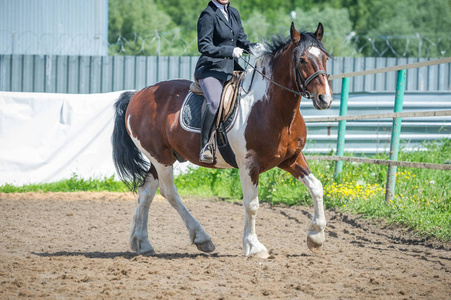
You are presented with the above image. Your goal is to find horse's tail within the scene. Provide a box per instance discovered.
[112,91,150,192]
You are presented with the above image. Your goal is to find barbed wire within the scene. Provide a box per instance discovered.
[1,30,450,58]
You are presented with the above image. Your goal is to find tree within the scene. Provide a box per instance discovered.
[359,0,451,57]
[242,12,271,42]
[107,0,451,57]
[108,0,174,55]
[259,7,354,56]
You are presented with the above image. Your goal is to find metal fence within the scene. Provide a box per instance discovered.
[1,54,451,94]
[303,57,451,202]
[301,92,451,154]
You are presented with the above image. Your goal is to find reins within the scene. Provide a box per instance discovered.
[239,47,329,99]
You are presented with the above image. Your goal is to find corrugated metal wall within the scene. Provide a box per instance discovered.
[1,55,450,93]
[329,57,451,93]
[0,0,107,56]
[301,93,451,154]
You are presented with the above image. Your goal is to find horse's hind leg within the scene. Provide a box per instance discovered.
[156,164,215,253]
[130,166,159,255]
[279,153,327,253]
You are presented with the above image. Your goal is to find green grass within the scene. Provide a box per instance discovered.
[0,174,129,193]
[1,140,450,241]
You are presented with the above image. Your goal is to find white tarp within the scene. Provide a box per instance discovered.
[0,91,124,186]
[0,91,191,186]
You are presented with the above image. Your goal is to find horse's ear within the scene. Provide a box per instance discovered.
[290,22,301,44]
[314,22,324,41]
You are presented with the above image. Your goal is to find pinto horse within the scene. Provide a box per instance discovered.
[112,23,333,258]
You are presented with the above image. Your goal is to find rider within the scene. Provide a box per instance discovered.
[194,0,256,164]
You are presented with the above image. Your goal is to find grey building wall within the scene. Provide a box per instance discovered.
[0,0,108,56]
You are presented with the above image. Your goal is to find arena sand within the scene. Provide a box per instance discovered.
[1,192,450,299]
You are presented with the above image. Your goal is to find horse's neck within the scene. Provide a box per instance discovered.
[244,52,301,124]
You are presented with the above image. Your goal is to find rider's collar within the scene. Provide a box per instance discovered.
[212,1,229,12]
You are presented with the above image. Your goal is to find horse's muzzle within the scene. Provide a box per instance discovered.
[313,93,333,110]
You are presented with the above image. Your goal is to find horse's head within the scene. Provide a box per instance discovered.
[290,23,333,110]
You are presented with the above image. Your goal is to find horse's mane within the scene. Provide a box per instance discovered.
[253,31,331,63]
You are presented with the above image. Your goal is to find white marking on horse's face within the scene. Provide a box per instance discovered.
[308,47,321,57]
[324,74,332,98]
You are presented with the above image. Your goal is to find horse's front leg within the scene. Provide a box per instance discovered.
[240,168,269,258]
[279,153,327,253]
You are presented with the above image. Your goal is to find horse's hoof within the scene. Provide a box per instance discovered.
[195,240,216,253]
[307,236,323,254]
[251,250,270,259]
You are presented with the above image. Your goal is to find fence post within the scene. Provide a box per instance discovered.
[334,77,350,178]
[385,69,406,203]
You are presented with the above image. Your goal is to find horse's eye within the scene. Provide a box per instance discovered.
[299,57,306,64]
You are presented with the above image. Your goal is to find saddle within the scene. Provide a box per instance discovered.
[189,71,244,125]
[178,71,244,167]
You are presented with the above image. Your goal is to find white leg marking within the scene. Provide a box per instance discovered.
[300,174,327,249]
[156,164,215,253]
[240,168,269,258]
[130,173,158,254]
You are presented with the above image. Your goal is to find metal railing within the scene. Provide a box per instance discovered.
[304,56,451,202]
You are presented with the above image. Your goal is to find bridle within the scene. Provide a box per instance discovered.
[291,46,329,99]
[240,46,329,99]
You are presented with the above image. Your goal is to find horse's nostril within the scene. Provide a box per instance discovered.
[316,94,332,110]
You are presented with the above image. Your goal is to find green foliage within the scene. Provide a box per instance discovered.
[352,0,451,57]
[291,7,355,56]
[241,12,272,42]
[174,168,243,199]
[0,174,129,193]
[107,0,451,57]
[108,0,173,55]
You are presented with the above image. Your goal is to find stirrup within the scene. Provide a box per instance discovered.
[199,144,214,164]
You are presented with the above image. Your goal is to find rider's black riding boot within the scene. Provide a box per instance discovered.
[199,105,216,164]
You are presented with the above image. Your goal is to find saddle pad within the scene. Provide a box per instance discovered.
[180,92,239,133]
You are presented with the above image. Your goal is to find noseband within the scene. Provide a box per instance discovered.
[292,46,329,99]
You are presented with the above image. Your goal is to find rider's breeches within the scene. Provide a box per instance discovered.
[198,77,225,115]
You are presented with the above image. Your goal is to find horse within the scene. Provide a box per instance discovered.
[112,23,333,258]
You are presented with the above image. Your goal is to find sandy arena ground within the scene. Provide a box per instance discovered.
[0,192,450,299]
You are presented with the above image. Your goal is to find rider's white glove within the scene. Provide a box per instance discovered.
[232,47,244,58]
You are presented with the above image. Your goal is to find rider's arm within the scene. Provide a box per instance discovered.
[197,11,234,59]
